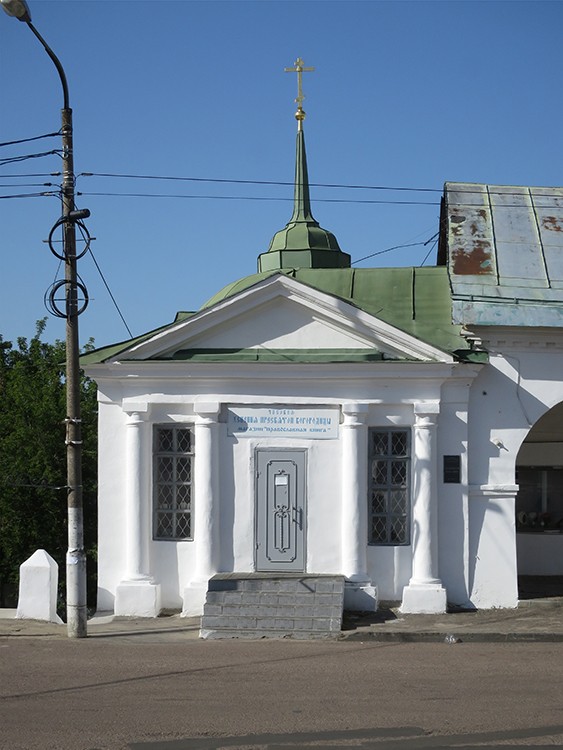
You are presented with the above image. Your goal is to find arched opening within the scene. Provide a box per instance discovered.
[516,402,563,600]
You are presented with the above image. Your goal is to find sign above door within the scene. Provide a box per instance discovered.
[227,406,339,439]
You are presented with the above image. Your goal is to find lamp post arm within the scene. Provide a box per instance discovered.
[26,20,69,109]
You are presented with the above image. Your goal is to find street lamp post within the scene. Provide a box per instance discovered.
[2,0,88,638]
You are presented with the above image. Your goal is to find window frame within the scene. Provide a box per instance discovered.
[367,427,411,546]
[153,424,195,541]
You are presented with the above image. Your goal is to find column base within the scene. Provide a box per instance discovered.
[344,579,378,612]
[182,579,209,617]
[400,582,446,614]
[114,579,161,618]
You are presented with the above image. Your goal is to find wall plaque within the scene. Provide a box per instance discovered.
[227,406,340,439]
[443,455,461,484]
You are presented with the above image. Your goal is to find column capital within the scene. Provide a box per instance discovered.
[194,401,221,423]
[414,402,440,429]
[125,410,147,426]
[342,402,369,427]
[413,401,440,417]
[123,400,148,417]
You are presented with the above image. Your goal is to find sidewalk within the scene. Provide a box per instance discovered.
[2,597,563,642]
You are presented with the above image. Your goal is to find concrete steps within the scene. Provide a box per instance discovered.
[200,573,345,640]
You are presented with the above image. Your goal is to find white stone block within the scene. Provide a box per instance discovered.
[182,580,208,617]
[17,549,63,623]
[114,580,161,617]
[344,580,378,611]
[400,583,447,614]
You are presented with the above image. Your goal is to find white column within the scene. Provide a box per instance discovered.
[115,407,161,617]
[182,401,220,616]
[341,403,377,611]
[125,411,149,580]
[401,402,446,613]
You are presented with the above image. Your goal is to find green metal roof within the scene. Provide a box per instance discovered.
[203,266,478,360]
[257,129,350,272]
[81,266,483,365]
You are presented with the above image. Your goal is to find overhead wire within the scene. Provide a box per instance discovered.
[0,182,57,188]
[3,170,562,206]
[0,172,61,178]
[0,150,62,166]
[353,241,431,265]
[1,169,563,202]
[420,237,440,267]
[68,199,133,338]
[0,132,60,148]
[80,171,443,194]
[0,191,58,199]
[76,190,440,206]
[88,246,133,338]
[77,172,563,201]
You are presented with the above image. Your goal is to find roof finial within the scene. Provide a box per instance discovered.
[284,57,315,130]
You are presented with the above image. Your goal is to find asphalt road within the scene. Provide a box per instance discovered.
[1,638,563,749]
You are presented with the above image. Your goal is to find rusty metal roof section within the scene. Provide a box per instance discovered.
[439,182,563,327]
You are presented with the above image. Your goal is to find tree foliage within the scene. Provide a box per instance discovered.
[0,320,97,608]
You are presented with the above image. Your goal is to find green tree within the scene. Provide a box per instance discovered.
[0,320,97,610]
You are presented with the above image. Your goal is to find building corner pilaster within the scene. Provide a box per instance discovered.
[182,401,221,617]
[341,403,377,611]
[401,402,446,614]
[115,405,161,617]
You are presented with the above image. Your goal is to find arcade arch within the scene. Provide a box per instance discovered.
[516,401,563,594]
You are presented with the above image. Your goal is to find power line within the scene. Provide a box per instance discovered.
[353,240,432,265]
[0,182,57,188]
[420,237,439,267]
[3,169,563,203]
[79,171,442,194]
[74,190,563,210]
[0,150,61,166]
[0,172,60,178]
[0,132,60,148]
[77,190,440,206]
[88,246,133,338]
[3,185,561,211]
[0,191,58,199]
[77,172,563,201]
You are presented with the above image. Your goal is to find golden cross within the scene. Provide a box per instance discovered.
[284,57,315,127]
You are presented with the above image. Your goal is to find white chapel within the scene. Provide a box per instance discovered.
[83,60,563,635]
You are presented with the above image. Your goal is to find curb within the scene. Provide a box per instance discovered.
[341,630,563,643]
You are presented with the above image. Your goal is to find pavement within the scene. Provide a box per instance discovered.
[3,595,563,642]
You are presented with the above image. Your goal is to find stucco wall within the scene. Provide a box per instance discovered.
[94,365,453,612]
[93,333,563,614]
[464,333,563,607]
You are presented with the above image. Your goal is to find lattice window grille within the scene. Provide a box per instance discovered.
[368,428,410,545]
[153,426,194,540]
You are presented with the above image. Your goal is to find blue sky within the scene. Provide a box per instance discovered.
[1,0,563,347]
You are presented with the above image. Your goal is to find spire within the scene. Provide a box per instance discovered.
[290,128,314,223]
[257,58,351,273]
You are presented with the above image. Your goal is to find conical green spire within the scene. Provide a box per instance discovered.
[257,60,351,273]
[290,128,315,223]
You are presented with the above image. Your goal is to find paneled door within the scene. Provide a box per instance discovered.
[255,450,306,572]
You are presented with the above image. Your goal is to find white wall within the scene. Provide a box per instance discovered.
[464,330,563,606]
[93,332,563,614]
[93,363,455,612]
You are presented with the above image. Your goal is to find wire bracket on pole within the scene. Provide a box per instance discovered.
[48,211,91,260]
[65,416,83,446]
[45,278,89,318]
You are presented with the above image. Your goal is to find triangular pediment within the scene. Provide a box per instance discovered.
[106,275,453,364]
